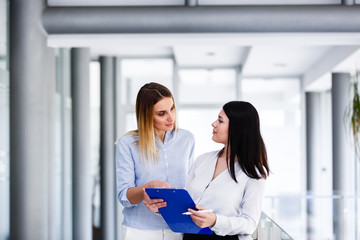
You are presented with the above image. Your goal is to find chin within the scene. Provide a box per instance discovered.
[212,137,223,144]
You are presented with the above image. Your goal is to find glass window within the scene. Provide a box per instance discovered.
[55,48,73,239]
[242,78,302,195]
[120,59,174,105]
[125,112,137,132]
[0,0,8,239]
[177,69,236,104]
[0,0,6,71]
[177,109,222,158]
[241,78,303,238]
[89,61,101,231]
[0,68,9,240]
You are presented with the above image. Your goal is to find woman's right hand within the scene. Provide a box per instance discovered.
[143,180,172,213]
[145,180,172,188]
[143,189,167,213]
[127,180,172,205]
[188,206,217,228]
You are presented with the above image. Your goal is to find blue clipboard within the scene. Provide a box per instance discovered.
[145,188,213,235]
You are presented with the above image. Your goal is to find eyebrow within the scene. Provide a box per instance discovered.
[155,105,174,113]
[156,110,166,113]
[218,115,223,119]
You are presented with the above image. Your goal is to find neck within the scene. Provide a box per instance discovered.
[221,145,229,157]
[221,146,236,163]
[155,130,166,142]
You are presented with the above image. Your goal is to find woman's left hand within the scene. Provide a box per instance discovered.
[188,206,217,228]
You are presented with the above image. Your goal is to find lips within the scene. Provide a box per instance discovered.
[166,123,173,127]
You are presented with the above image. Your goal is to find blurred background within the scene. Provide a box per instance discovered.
[2,0,360,239]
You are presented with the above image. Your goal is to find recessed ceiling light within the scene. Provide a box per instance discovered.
[206,52,215,56]
[273,63,287,67]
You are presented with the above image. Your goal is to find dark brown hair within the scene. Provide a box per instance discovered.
[221,101,270,182]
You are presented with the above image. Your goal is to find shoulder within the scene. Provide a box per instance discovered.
[115,132,138,147]
[195,150,219,164]
[245,175,267,189]
[172,129,195,143]
[174,128,194,139]
[198,150,219,159]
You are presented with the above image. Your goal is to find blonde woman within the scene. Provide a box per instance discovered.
[116,82,195,240]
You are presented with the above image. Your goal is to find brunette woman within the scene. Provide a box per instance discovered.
[183,101,269,239]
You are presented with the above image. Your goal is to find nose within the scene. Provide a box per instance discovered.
[168,112,174,122]
[211,121,216,127]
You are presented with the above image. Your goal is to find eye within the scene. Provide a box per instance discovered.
[218,119,223,123]
[158,112,165,116]
[170,106,175,111]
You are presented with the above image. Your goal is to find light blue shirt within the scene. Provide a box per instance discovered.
[116,129,195,230]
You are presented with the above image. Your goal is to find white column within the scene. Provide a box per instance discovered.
[100,56,117,240]
[71,48,92,240]
[9,0,55,239]
[332,72,353,239]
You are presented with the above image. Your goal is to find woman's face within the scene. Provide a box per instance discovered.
[211,109,229,145]
[153,97,176,136]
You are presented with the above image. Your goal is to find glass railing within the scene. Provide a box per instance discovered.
[232,211,293,240]
[252,212,293,240]
[262,195,360,240]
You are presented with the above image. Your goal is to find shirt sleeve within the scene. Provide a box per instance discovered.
[115,137,138,208]
[185,151,203,190]
[187,133,195,175]
[211,178,266,236]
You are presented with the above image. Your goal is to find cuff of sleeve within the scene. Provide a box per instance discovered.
[120,188,139,208]
[210,214,226,236]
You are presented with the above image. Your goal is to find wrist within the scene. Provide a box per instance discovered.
[210,213,217,227]
[144,182,151,189]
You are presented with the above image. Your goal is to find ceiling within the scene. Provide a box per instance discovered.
[47,0,354,6]
[48,33,360,90]
[46,0,360,91]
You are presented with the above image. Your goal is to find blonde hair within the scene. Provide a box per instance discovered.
[131,82,177,163]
